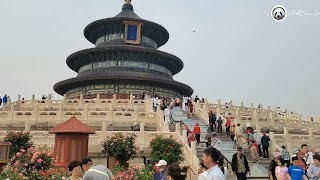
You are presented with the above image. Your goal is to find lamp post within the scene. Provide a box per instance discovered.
[0,142,12,170]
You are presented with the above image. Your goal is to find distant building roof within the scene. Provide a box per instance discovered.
[49,115,95,134]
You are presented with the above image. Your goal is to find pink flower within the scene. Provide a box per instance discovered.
[16,152,22,157]
[14,160,20,166]
[20,149,26,153]
[37,158,43,163]
[24,163,28,167]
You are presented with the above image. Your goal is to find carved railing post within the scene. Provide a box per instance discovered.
[182,130,187,144]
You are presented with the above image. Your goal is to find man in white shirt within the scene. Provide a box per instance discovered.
[198,147,225,180]
[211,133,222,151]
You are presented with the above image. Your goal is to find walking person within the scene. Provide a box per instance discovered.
[236,123,244,147]
[254,130,263,158]
[0,96,2,107]
[209,111,216,132]
[198,147,225,180]
[269,152,281,180]
[166,163,189,180]
[281,146,291,168]
[261,132,270,159]
[287,156,308,180]
[225,116,231,136]
[217,117,223,135]
[193,122,201,145]
[230,124,236,141]
[2,94,7,106]
[275,157,289,180]
[211,133,222,151]
[307,154,320,180]
[231,147,251,180]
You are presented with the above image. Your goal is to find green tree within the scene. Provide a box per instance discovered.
[149,135,183,164]
[3,131,33,158]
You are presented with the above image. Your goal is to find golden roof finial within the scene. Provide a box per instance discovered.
[125,0,131,4]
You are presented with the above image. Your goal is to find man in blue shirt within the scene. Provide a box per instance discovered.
[287,156,308,180]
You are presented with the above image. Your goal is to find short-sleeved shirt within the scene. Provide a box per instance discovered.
[83,165,113,180]
[275,166,288,180]
[288,165,305,180]
[198,165,225,180]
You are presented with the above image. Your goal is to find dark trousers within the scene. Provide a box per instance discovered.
[231,134,235,141]
[195,134,200,145]
[284,160,290,167]
[218,126,222,133]
[262,146,269,158]
[257,145,263,157]
[236,173,247,180]
[209,123,214,132]
[226,126,230,135]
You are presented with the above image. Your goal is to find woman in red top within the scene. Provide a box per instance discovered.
[193,122,201,145]
[225,117,231,136]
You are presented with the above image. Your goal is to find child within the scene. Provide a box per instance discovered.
[287,156,308,180]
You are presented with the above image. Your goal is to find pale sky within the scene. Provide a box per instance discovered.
[0,0,319,119]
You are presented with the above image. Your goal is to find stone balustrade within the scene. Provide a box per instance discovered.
[193,100,320,155]
[195,100,320,132]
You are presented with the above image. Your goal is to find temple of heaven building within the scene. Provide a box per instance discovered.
[54,0,193,98]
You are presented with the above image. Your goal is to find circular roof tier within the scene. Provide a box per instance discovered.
[66,45,184,75]
[53,71,193,96]
[84,2,169,47]
[77,66,173,80]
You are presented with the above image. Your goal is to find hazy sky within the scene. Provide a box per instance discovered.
[0,0,319,119]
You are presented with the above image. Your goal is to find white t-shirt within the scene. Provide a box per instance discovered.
[164,108,171,117]
[211,138,222,151]
[198,165,226,180]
